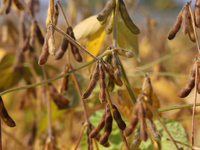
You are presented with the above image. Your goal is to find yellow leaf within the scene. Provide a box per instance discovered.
[73,15,106,40]
[85,28,105,62]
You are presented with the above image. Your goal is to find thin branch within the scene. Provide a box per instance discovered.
[116,55,137,104]
[167,138,200,150]
[74,122,88,150]
[156,103,200,112]
[70,67,90,126]
[21,0,34,20]
[113,0,119,47]
[52,24,98,60]
[56,1,70,27]
[189,5,200,53]
[42,67,52,139]
[145,101,180,150]
[0,51,110,96]
[191,61,198,146]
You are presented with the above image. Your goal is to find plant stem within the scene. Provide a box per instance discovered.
[116,55,137,104]
[42,67,52,139]
[0,51,110,96]
[145,101,180,150]
[189,5,200,53]
[74,122,88,150]
[21,0,34,20]
[52,25,98,60]
[70,67,90,126]
[113,0,119,47]
[49,0,54,24]
[56,1,70,27]
[156,103,200,112]
[0,119,2,150]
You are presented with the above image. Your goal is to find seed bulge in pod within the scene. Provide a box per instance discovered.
[90,109,106,138]
[112,104,126,130]
[146,118,161,142]
[114,47,134,58]
[131,130,141,150]
[124,115,138,136]
[99,106,113,145]
[99,60,107,103]
[181,3,190,35]
[97,0,116,22]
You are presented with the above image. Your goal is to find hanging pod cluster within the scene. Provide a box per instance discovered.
[168,2,198,42]
[124,76,161,150]
[89,104,126,146]
[97,0,140,35]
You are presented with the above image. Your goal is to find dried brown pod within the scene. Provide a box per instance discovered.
[0,96,16,127]
[146,118,161,142]
[53,3,59,26]
[109,73,123,86]
[69,27,82,62]
[22,37,30,52]
[54,27,70,60]
[82,62,100,99]
[112,104,126,130]
[95,134,110,147]
[90,109,106,138]
[99,106,113,145]
[108,77,115,92]
[124,100,140,136]
[29,20,37,46]
[168,8,183,40]
[5,0,12,14]
[87,128,93,150]
[99,60,107,103]
[113,47,134,58]
[142,76,153,105]
[36,23,45,45]
[194,0,200,27]
[97,0,116,22]
[138,100,147,141]
[38,29,51,65]
[182,3,190,35]
[112,52,120,69]
[27,121,37,146]
[150,137,161,150]
[13,50,25,71]
[59,64,70,94]
[13,0,24,10]
[178,63,196,98]
[102,61,114,76]
[119,0,140,35]
[48,83,70,109]
[188,16,196,42]
[130,129,141,150]
[48,26,56,56]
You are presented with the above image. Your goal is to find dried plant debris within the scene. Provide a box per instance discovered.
[54,26,82,62]
[0,96,16,127]
[168,2,196,42]
[48,83,70,109]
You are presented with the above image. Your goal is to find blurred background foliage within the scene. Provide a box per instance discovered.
[0,0,200,149]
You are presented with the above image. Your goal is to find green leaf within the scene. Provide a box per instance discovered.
[117,19,140,61]
[81,109,129,150]
[138,118,189,150]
